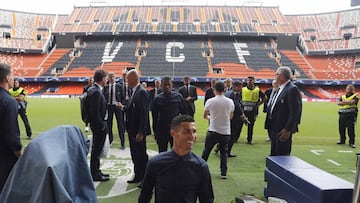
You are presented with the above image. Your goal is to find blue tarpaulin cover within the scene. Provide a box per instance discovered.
[0,125,98,203]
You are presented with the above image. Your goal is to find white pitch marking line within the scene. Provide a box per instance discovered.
[328,159,341,166]
[310,149,324,155]
[338,150,353,153]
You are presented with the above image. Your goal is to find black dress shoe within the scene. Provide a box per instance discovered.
[92,175,110,182]
[101,172,110,177]
[337,142,345,145]
[228,154,237,158]
[127,178,141,184]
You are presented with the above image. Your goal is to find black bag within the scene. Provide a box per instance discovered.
[79,87,93,123]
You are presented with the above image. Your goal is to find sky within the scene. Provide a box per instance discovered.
[0,0,357,15]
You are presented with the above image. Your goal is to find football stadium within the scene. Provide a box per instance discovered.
[1,0,360,202]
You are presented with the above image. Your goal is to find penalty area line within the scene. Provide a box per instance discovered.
[327,159,341,166]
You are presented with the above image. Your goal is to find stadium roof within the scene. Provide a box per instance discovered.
[0,0,357,15]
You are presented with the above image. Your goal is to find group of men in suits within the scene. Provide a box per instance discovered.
[86,66,302,183]
[203,66,302,156]
[86,69,150,182]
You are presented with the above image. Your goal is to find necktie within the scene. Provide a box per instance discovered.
[124,83,129,100]
[110,85,114,105]
[155,88,158,96]
[187,86,190,97]
[269,88,280,112]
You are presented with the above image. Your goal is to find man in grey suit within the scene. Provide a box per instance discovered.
[178,76,198,117]
[265,66,302,156]
[125,70,151,184]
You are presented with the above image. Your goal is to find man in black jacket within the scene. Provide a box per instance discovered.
[178,76,197,117]
[0,63,22,192]
[126,69,151,184]
[87,69,109,181]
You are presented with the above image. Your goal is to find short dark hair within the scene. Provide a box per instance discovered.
[214,81,225,93]
[93,69,108,83]
[0,63,12,83]
[171,115,195,130]
[233,80,242,87]
[162,76,172,83]
[183,75,190,80]
[247,75,255,80]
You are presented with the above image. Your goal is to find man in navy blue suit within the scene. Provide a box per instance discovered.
[87,69,109,181]
[125,70,151,184]
[103,72,125,148]
[265,66,302,156]
[0,63,22,192]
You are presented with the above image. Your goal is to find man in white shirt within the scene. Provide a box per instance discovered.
[201,82,234,179]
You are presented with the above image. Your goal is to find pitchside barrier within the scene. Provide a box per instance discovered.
[264,156,353,203]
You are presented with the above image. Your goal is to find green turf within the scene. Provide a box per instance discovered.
[19,98,358,202]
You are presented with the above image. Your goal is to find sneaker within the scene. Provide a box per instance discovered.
[120,146,126,150]
[247,141,254,145]
[85,127,89,132]
[220,174,227,179]
[266,138,271,142]
[350,144,356,148]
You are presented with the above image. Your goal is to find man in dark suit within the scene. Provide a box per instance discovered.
[204,78,216,105]
[178,75,197,117]
[148,79,162,111]
[224,78,233,93]
[103,72,125,148]
[125,69,151,184]
[265,66,302,156]
[263,80,279,142]
[0,63,22,192]
[225,80,246,157]
[87,69,109,182]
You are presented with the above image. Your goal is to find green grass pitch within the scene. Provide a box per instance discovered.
[18,98,357,202]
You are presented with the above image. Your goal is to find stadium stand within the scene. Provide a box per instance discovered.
[0,9,55,52]
[0,5,359,97]
[286,8,360,53]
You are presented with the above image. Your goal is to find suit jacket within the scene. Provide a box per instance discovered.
[265,81,302,133]
[126,85,151,136]
[103,83,124,105]
[148,88,162,111]
[263,88,273,113]
[0,88,21,160]
[152,91,187,135]
[87,84,107,133]
[178,85,198,114]
[204,87,215,105]
[225,90,244,123]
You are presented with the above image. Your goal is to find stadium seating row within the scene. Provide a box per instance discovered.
[286,9,360,51]
[2,35,360,80]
